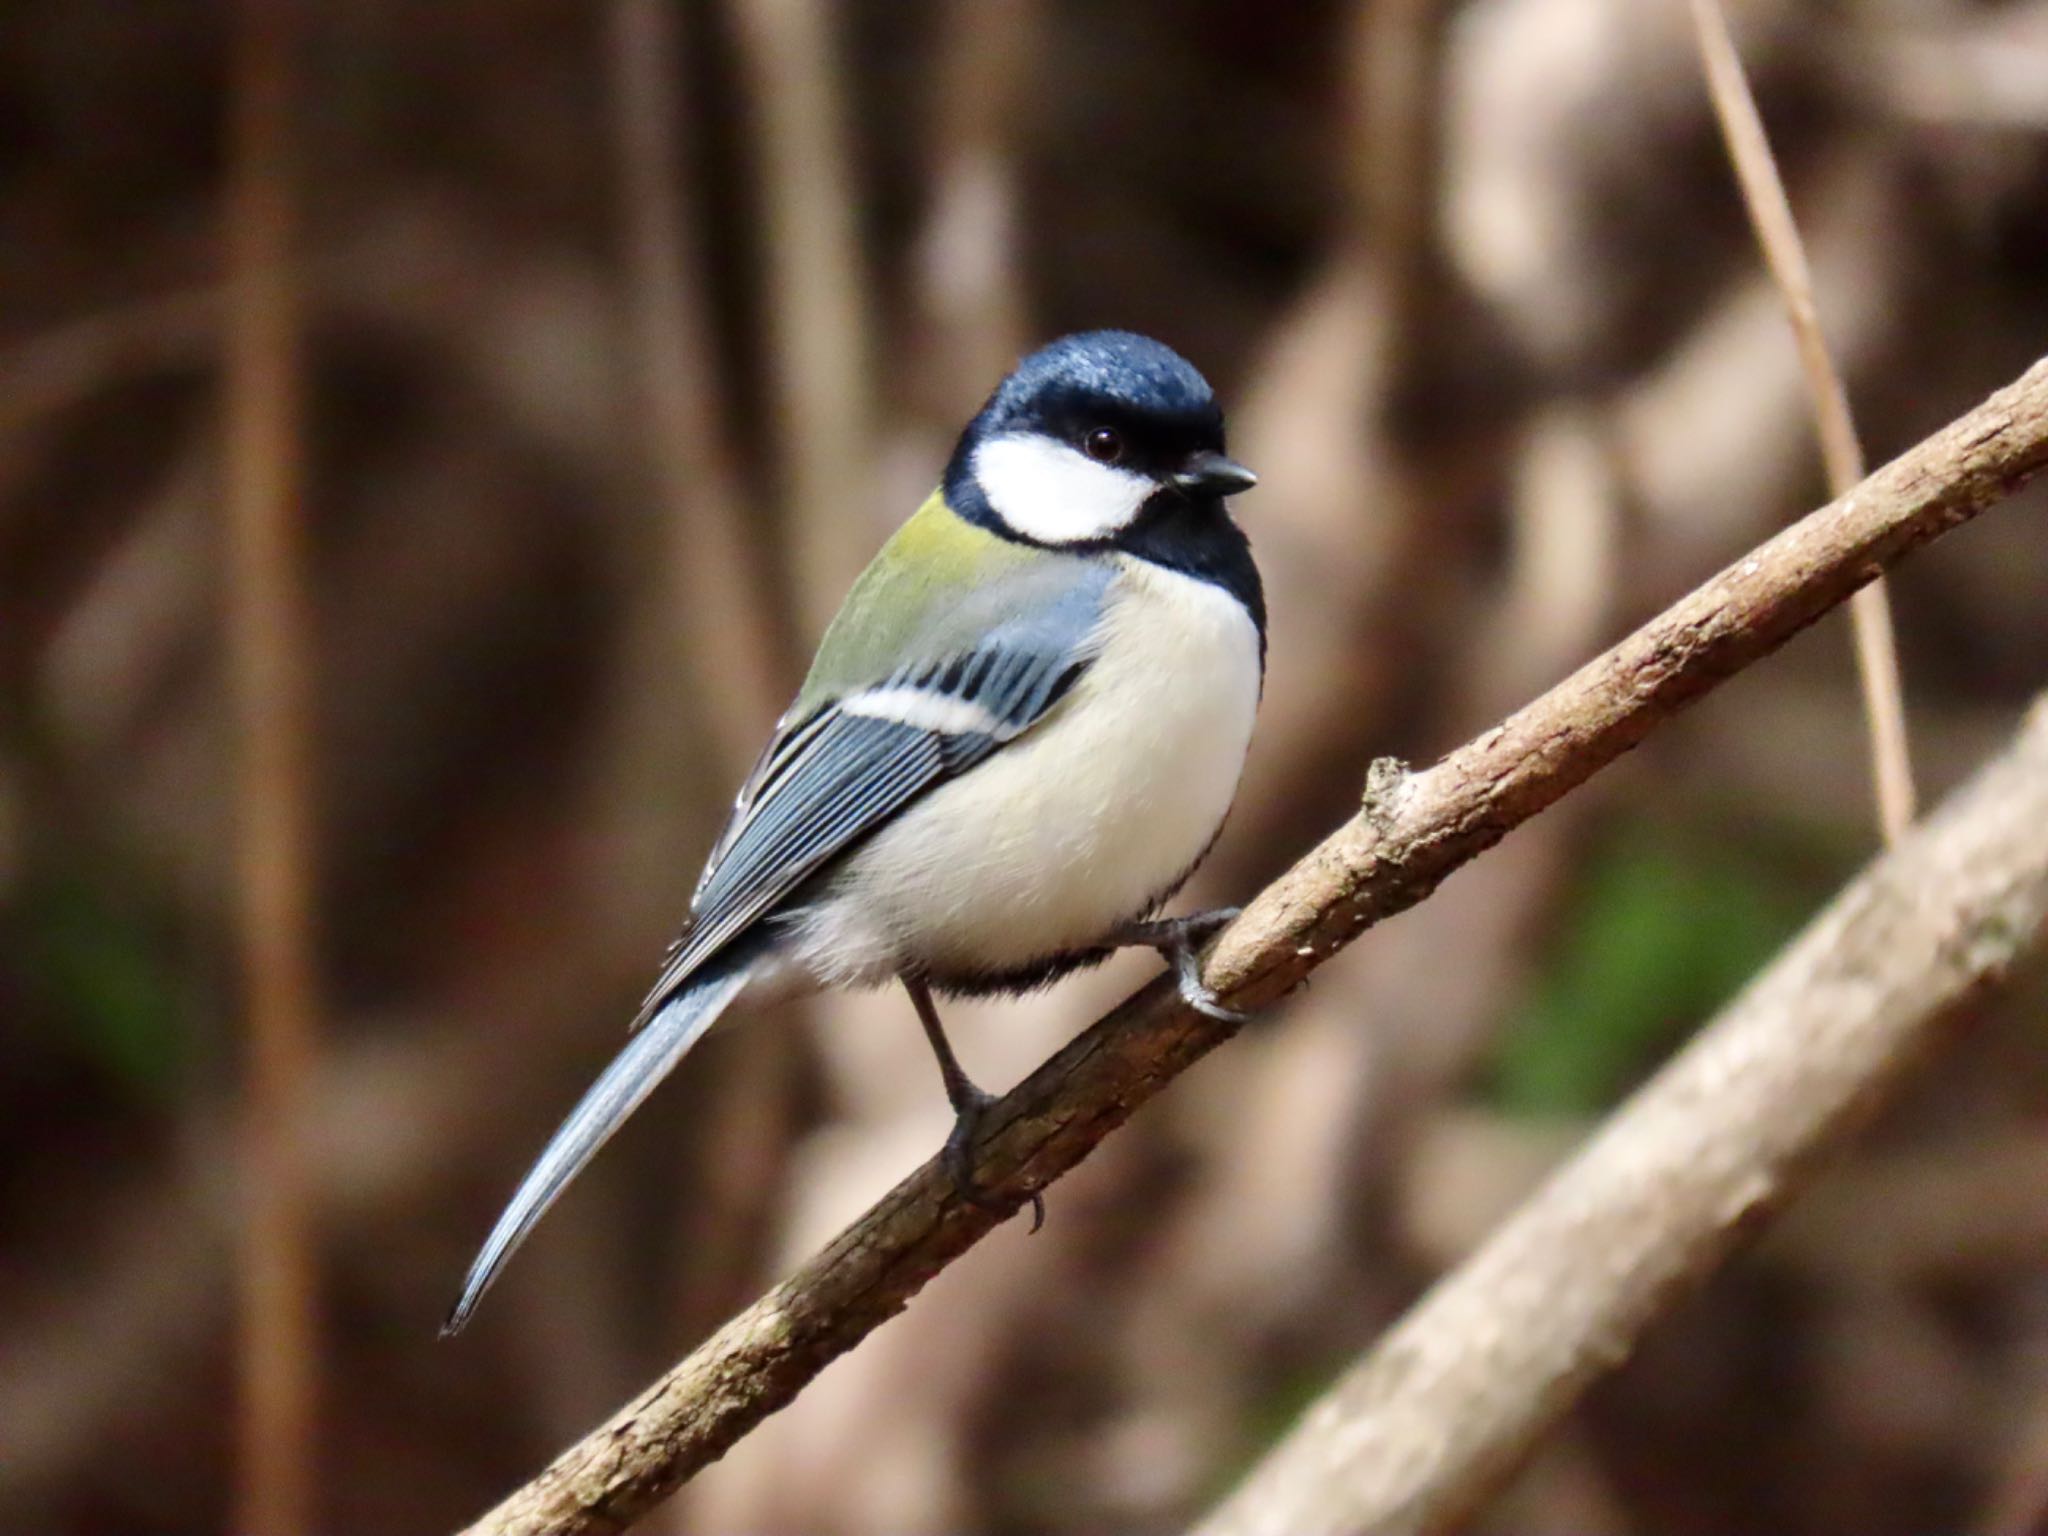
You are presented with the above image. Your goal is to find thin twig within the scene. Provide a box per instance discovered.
[223,0,319,1529]
[1197,691,2048,1536]
[1353,0,1447,382]
[909,0,1036,411]
[1689,0,1917,841]
[608,0,790,779]
[454,355,2048,1536]
[728,0,877,636]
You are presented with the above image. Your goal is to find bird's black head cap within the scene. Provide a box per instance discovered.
[942,331,1263,635]
[973,330,1222,440]
[944,331,1241,517]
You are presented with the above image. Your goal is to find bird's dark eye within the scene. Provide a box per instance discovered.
[1083,426,1125,464]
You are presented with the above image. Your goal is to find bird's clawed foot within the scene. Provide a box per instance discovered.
[1112,906,1250,1023]
[941,1084,1046,1233]
[906,976,1045,1231]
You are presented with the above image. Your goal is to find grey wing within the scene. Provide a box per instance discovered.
[629,587,1107,1026]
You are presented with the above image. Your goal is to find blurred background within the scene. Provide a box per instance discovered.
[5,1,2048,1532]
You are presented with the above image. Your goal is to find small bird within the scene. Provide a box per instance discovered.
[444,330,1263,1334]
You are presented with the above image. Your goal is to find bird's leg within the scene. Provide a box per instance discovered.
[902,975,1045,1231]
[1106,906,1249,1023]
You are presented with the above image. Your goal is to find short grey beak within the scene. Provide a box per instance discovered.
[1170,450,1259,499]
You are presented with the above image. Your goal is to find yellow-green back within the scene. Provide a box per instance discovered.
[794,490,1080,712]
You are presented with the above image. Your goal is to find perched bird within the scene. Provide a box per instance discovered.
[444,330,1263,1334]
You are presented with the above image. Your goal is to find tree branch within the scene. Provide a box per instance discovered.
[1195,690,2048,1536]
[456,354,2048,1536]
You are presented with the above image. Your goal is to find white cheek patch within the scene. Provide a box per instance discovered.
[971,432,1155,544]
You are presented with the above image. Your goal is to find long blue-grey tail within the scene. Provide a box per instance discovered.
[440,958,755,1335]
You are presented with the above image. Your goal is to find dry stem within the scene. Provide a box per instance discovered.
[728,0,877,634]
[1689,0,1917,840]
[223,1,319,1528]
[608,0,791,776]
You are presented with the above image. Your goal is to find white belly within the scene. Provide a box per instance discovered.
[786,557,1262,987]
